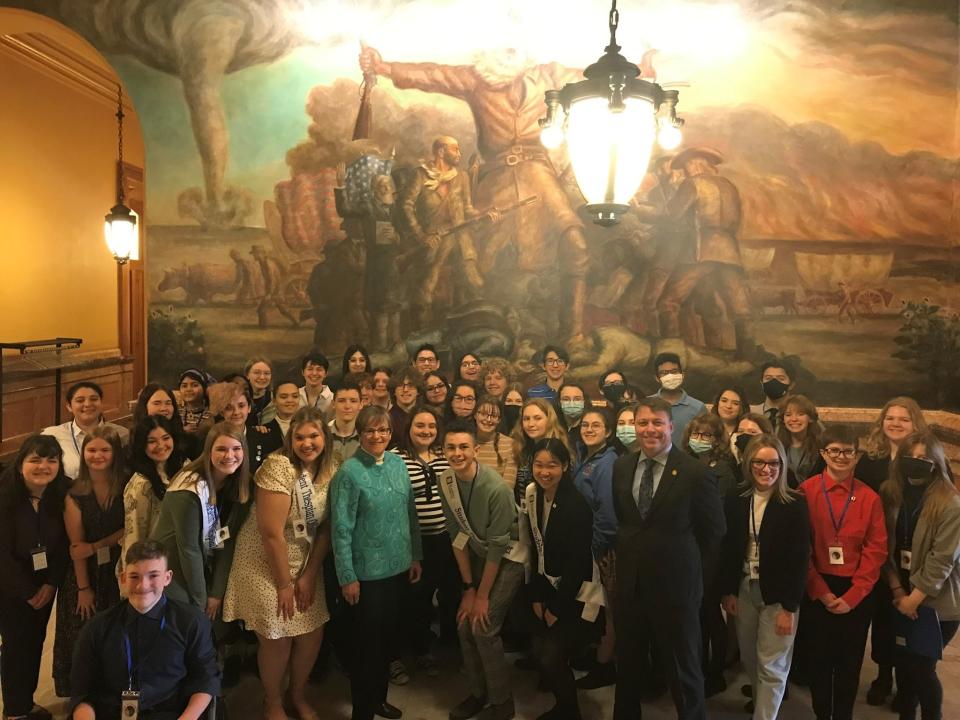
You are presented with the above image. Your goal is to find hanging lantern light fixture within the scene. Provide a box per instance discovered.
[104,85,137,264]
[540,0,684,226]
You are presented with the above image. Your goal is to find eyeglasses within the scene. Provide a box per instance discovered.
[425,382,446,392]
[477,411,500,421]
[453,395,477,404]
[750,460,782,470]
[362,428,392,437]
[544,358,567,367]
[690,431,715,441]
[397,382,416,390]
[416,356,438,365]
[822,447,858,459]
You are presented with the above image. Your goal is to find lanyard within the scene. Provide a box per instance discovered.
[460,464,479,516]
[30,495,45,548]
[820,474,854,539]
[71,421,83,459]
[899,497,925,548]
[749,495,761,546]
[123,600,167,690]
[415,456,438,502]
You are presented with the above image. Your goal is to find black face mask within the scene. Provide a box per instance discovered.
[601,382,625,404]
[735,432,753,453]
[503,405,521,431]
[898,456,935,482]
[762,378,790,400]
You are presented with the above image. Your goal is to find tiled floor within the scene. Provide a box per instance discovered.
[26,605,960,720]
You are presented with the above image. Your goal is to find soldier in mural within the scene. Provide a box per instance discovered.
[336,170,404,350]
[359,47,591,341]
[398,136,497,327]
[657,148,756,358]
[250,244,298,329]
[228,248,257,304]
[629,154,684,335]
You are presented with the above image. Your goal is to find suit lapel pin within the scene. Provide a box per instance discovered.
[672,469,678,476]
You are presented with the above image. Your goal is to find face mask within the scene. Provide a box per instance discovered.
[616,425,637,447]
[688,438,713,455]
[734,432,752,453]
[659,372,684,391]
[762,378,790,400]
[898,456,935,482]
[503,405,520,430]
[601,382,625,404]
[560,400,585,420]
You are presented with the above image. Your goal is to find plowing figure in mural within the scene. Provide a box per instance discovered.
[250,245,299,329]
[359,47,591,341]
[657,148,757,358]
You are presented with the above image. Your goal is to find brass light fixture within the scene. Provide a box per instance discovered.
[103,85,137,264]
[540,0,684,226]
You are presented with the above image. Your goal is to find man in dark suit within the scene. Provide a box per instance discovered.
[612,397,725,720]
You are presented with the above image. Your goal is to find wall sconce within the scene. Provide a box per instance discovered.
[104,85,137,264]
[540,0,683,226]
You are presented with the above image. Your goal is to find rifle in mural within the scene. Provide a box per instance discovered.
[353,42,376,140]
[397,194,541,270]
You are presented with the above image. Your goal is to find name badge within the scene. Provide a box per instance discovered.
[453,532,470,551]
[900,550,912,570]
[749,561,760,580]
[216,526,231,544]
[121,689,140,720]
[31,547,48,571]
[96,545,112,566]
[828,545,845,566]
[293,520,310,540]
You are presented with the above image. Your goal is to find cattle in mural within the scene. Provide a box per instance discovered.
[13,0,958,408]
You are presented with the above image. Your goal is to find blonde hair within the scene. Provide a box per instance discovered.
[512,398,570,464]
[75,425,126,509]
[862,397,927,459]
[181,422,251,505]
[740,433,797,503]
[282,407,335,486]
[881,431,958,527]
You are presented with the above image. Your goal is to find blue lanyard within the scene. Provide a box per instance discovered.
[899,497,925,547]
[123,600,167,690]
[820,474,854,539]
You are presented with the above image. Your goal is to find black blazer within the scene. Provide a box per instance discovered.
[526,478,595,623]
[718,491,810,612]
[612,446,726,608]
[247,422,284,475]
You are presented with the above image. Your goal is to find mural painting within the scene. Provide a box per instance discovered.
[13,0,960,408]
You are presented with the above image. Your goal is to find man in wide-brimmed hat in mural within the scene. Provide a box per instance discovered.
[657,147,756,358]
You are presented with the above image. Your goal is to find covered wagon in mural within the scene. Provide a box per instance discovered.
[794,250,895,316]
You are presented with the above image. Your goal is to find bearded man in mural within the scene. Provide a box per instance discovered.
[360,46,590,341]
[657,147,757,358]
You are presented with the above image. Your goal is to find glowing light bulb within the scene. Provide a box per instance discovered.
[541,122,564,149]
[658,121,683,150]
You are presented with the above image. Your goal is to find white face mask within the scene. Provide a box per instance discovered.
[659,372,684,391]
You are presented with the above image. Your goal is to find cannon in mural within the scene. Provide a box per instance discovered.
[794,250,895,318]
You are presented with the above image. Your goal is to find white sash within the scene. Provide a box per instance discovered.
[524,482,604,622]
[292,470,319,542]
[440,467,528,565]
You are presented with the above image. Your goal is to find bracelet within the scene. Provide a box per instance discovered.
[277,581,294,591]
[77,586,91,592]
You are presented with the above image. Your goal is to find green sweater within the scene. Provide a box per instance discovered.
[150,475,251,609]
[331,449,423,585]
[439,463,519,563]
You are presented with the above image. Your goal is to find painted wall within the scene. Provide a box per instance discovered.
[9,1,958,408]
[0,9,145,353]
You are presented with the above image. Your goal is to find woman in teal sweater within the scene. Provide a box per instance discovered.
[150,421,251,618]
[331,405,422,720]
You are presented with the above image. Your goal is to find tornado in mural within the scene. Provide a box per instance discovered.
[39,0,333,227]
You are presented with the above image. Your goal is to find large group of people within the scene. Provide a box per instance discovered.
[0,346,957,720]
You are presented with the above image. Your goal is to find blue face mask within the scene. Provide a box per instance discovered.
[560,400,585,420]
[616,425,637,446]
[688,438,713,455]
